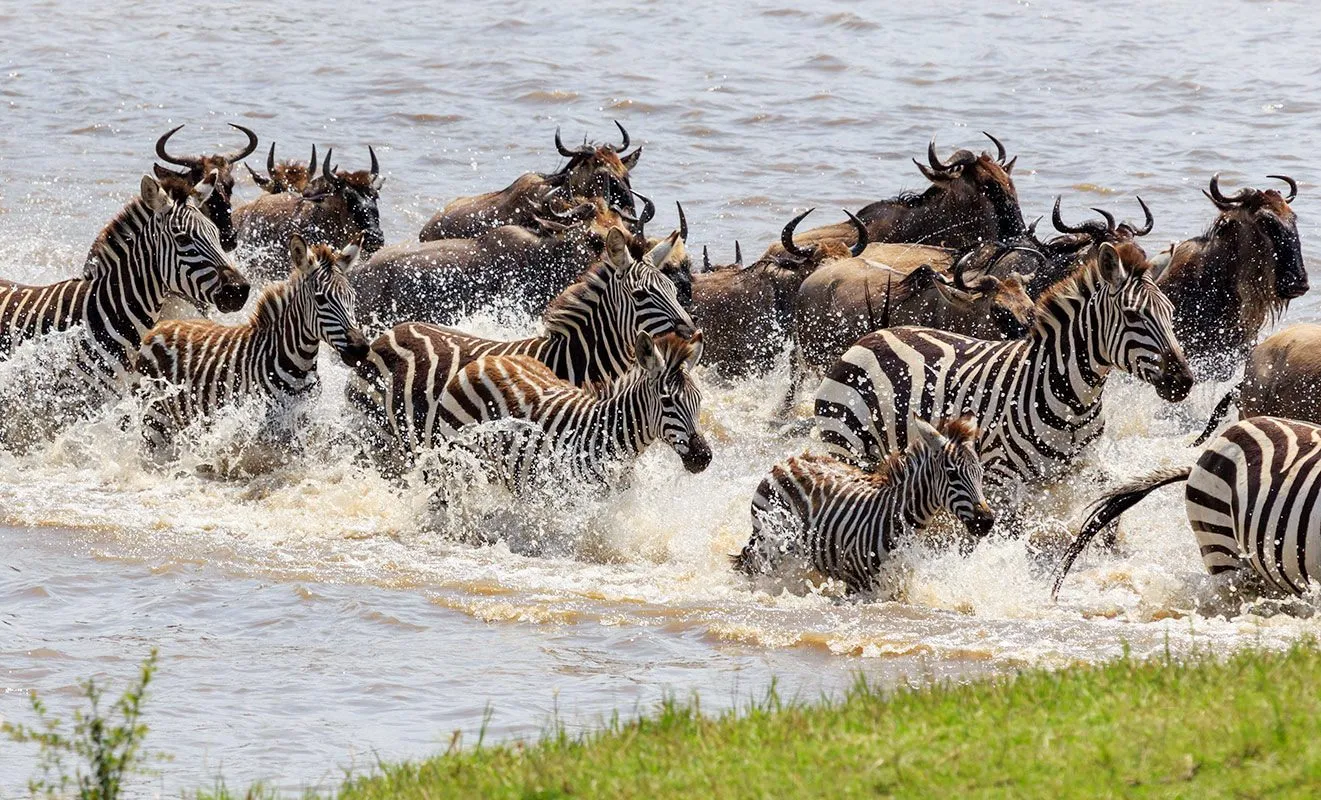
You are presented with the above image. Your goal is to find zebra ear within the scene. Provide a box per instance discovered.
[910,415,946,449]
[604,227,631,270]
[684,331,704,370]
[288,234,311,272]
[646,230,679,269]
[338,234,363,270]
[140,175,171,213]
[1097,242,1128,286]
[634,332,661,373]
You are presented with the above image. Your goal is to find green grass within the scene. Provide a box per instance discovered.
[204,643,1321,799]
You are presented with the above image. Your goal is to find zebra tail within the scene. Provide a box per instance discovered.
[1051,467,1193,600]
[1191,388,1240,447]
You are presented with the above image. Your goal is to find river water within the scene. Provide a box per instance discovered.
[3,0,1320,793]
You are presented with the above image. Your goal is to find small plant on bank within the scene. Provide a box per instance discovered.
[2,649,164,800]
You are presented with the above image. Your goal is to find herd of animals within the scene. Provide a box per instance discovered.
[4,121,1321,605]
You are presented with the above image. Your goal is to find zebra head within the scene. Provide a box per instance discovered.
[636,331,711,474]
[1093,242,1194,402]
[602,227,696,344]
[288,234,371,367]
[140,174,251,314]
[910,416,995,536]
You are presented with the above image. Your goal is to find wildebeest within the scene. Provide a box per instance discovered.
[761,134,1026,257]
[350,196,657,330]
[232,148,386,280]
[1193,323,1321,444]
[1016,196,1155,298]
[1155,174,1306,379]
[689,209,864,378]
[153,123,260,251]
[792,243,1036,379]
[245,143,318,195]
[419,122,642,241]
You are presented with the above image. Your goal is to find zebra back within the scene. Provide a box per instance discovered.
[813,242,1192,487]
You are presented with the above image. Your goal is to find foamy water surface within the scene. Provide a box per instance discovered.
[3,0,1321,793]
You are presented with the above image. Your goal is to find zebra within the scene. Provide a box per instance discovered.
[813,241,1193,490]
[136,234,367,457]
[0,174,250,396]
[1054,416,1321,600]
[733,416,994,593]
[348,226,696,476]
[435,331,710,494]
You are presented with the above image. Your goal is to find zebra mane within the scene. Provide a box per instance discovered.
[252,262,321,328]
[585,334,697,399]
[1031,248,1150,333]
[866,417,979,488]
[82,197,152,279]
[541,259,615,336]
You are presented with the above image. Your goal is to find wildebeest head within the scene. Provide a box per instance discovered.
[548,121,642,220]
[246,142,318,195]
[153,123,259,252]
[300,147,386,255]
[947,253,1036,338]
[1202,173,1307,301]
[912,133,1026,244]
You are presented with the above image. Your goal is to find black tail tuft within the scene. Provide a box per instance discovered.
[1051,467,1192,600]
[1192,388,1240,447]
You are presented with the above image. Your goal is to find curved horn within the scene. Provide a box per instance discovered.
[266,142,276,173]
[546,201,597,223]
[927,138,950,172]
[1090,208,1117,233]
[632,191,655,226]
[554,127,581,158]
[1129,196,1154,236]
[983,131,1007,164]
[613,120,630,152]
[951,249,979,291]
[1268,174,1298,203]
[155,124,197,168]
[703,246,711,272]
[676,202,688,241]
[734,241,743,268]
[369,145,380,178]
[845,209,869,257]
[322,148,335,183]
[780,208,815,260]
[1027,215,1042,237]
[1208,173,1251,207]
[225,123,259,164]
[308,144,318,175]
[1052,196,1088,234]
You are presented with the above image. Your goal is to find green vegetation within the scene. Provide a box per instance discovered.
[199,643,1321,799]
[3,649,163,800]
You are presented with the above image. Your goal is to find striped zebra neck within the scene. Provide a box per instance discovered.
[1028,268,1116,397]
[584,369,664,459]
[869,449,943,530]
[250,271,322,378]
[540,262,635,384]
[82,199,173,366]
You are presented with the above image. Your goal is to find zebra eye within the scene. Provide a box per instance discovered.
[314,292,328,303]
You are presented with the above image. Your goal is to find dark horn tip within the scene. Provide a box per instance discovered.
[227,123,260,163]
[1268,174,1298,202]
[844,208,869,257]
[676,201,688,240]
[613,120,630,152]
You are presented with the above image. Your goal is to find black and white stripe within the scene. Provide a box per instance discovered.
[733,417,994,592]
[813,242,1193,489]
[348,228,695,474]
[136,235,366,452]
[435,332,711,493]
[0,174,248,397]
[1055,416,1321,599]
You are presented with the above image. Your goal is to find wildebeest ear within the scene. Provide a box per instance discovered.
[620,146,642,171]
[910,415,946,449]
[153,163,187,181]
[604,227,631,269]
[1097,242,1128,285]
[140,175,171,212]
[288,234,310,272]
[634,331,661,373]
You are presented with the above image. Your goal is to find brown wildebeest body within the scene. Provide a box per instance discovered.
[1156,174,1307,380]
[1239,324,1321,423]
[419,123,642,241]
[690,210,864,379]
[233,148,385,281]
[152,123,259,252]
[758,134,1026,261]
[793,244,1036,375]
[349,200,651,331]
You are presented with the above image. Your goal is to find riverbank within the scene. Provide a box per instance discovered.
[203,642,1321,798]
